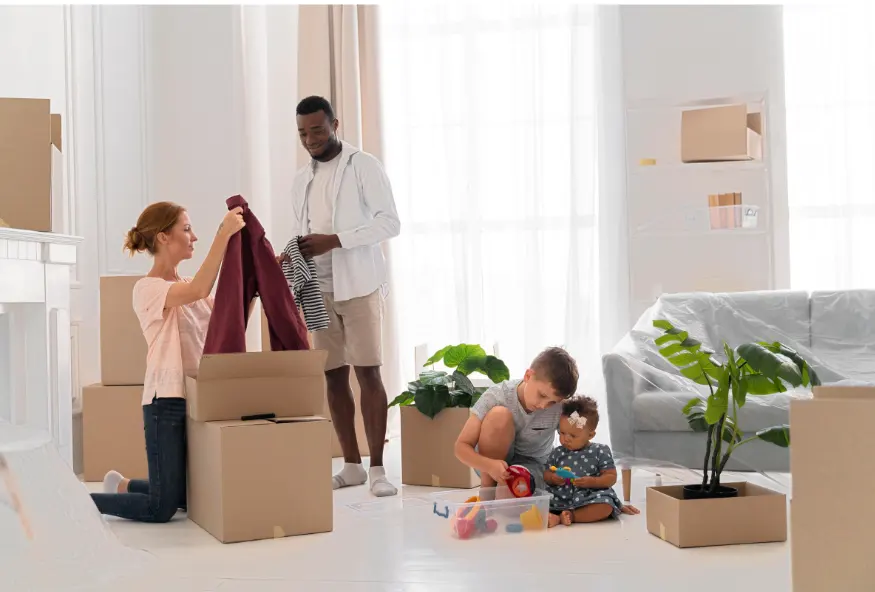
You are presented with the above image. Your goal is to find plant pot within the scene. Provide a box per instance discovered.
[682,484,739,500]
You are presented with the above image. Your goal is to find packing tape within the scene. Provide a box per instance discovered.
[273,526,286,539]
[659,523,666,541]
[431,475,441,487]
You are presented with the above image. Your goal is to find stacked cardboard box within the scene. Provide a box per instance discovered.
[0,98,64,232]
[261,310,369,458]
[81,276,149,481]
[185,349,333,543]
[791,386,875,591]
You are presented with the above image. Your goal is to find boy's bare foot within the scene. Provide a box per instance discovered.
[620,504,641,515]
[560,510,573,525]
[548,513,561,528]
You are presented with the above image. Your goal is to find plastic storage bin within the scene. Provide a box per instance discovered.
[431,486,552,539]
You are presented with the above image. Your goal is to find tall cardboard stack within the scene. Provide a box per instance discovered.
[81,276,149,481]
[0,98,63,232]
[185,349,333,544]
[791,386,875,591]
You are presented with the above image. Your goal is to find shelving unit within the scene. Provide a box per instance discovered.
[624,94,775,321]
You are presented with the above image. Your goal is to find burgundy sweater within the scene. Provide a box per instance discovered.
[203,195,309,354]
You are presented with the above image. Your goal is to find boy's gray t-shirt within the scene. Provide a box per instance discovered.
[471,379,561,464]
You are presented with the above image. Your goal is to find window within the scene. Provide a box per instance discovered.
[783,6,875,289]
[378,4,602,394]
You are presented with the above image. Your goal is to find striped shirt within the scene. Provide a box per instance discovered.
[281,237,330,332]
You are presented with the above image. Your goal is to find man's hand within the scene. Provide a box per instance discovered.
[298,234,341,258]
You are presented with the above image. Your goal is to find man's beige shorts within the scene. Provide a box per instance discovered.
[312,290,384,371]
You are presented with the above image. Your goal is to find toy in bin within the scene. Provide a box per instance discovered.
[440,496,498,540]
[550,465,579,486]
[506,465,535,498]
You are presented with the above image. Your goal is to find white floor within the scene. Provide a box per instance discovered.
[76,441,794,592]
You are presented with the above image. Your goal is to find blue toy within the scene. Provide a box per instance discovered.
[550,465,579,485]
[506,523,524,533]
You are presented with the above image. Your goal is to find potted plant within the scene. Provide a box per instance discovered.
[652,320,819,499]
[389,344,510,418]
[391,344,510,488]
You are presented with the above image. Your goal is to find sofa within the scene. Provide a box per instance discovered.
[603,289,875,499]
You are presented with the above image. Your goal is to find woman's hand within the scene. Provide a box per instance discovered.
[219,207,245,238]
[486,459,511,484]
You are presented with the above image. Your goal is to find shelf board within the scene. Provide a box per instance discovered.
[631,160,767,174]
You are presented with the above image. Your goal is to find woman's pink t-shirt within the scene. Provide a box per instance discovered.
[132,277,213,406]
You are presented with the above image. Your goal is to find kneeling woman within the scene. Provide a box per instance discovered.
[90,201,244,523]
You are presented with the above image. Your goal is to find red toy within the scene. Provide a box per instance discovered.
[506,465,536,498]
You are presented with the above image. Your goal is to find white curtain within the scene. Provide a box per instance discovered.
[377,4,605,413]
[783,6,875,290]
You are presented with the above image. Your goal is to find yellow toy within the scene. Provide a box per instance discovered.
[519,505,544,531]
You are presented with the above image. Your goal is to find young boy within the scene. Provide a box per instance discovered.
[455,347,579,492]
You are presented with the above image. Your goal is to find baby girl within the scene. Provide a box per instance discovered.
[544,396,637,527]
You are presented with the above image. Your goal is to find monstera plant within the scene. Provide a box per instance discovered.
[388,344,510,419]
[653,320,820,499]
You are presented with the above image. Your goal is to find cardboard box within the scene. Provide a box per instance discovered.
[400,406,478,489]
[81,384,148,482]
[187,415,333,543]
[681,104,762,163]
[100,276,148,386]
[261,310,369,458]
[185,350,328,422]
[646,482,787,548]
[791,386,875,591]
[0,98,63,232]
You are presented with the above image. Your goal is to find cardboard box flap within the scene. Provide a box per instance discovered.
[196,350,327,381]
[812,385,875,400]
[746,112,762,135]
[50,113,62,151]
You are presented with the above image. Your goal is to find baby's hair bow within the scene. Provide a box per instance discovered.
[568,411,588,429]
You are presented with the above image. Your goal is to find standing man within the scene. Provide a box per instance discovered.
[291,96,401,497]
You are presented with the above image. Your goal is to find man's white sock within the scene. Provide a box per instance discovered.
[369,466,398,497]
[102,470,125,494]
[332,463,367,490]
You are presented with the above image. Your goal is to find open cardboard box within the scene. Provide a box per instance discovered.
[400,406,478,489]
[81,384,148,481]
[681,103,762,163]
[185,349,333,543]
[791,385,875,591]
[646,481,787,548]
[0,98,63,232]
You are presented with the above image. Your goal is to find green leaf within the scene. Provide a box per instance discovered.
[483,356,511,383]
[449,390,473,408]
[665,352,700,367]
[653,319,674,331]
[756,425,790,447]
[424,345,452,366]
[419,369,451,386]
[704,372,730,424]
[388,391,415,407]
[735,375,749,408]
[745,374,781,395]
[737,343,804,388]
[414,384,449,419]
[758,341,821,387]
[444,345,487,369]
[686,411,708,432]
[452,371,476,396]
[682,397,702,415]
[655,331,688,346]
[457,356,485,376]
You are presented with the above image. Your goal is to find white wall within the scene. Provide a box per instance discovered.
[618,6,790,322]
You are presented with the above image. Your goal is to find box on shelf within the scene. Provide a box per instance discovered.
[81,384,148,482]
[401,406,478,489]
[681,104,762,163]
[100,275,147,386]
[185,349,333,543]
[791,386,875,592]
[260,308,369,458]
[646,481,787,548]
[0,98,63,232]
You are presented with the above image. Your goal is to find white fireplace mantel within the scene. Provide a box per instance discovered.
[0,227,82,466]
